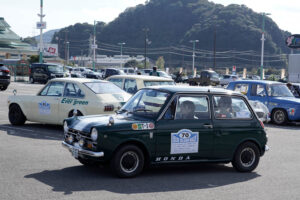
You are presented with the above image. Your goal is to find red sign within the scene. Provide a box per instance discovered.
[232,66,236,72]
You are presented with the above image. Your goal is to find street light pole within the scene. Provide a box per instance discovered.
[260,12,271,80]
[93,20,97,71]
[66,41,70,65]
[118,42,126,68]
[143,28,149,68]
[38,0,45,63]
[190,40,199,77]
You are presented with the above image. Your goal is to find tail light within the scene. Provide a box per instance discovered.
[259,120,264,129]
[1,69,10,73]
[104,105,114,112]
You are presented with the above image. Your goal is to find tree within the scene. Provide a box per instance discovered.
[156,56,165,70]
[124,60,139,68]
[28,55,39,64]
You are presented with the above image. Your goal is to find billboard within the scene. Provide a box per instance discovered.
[286,34,300,49]
[38,43,58,57]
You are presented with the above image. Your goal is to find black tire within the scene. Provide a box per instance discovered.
[78,157,98,167]
[29,77,34,84]
[232,142,260,172]
[9,104,26,126]
[68,110,83,117]
[0,85,8,91]
[271,109,287,125]
[110,145,144,178]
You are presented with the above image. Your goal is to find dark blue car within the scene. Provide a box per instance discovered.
[227,80,300,125]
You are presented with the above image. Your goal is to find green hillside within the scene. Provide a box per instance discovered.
[51,0,291,69]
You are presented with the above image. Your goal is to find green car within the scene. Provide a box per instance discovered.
[62,86,268,177]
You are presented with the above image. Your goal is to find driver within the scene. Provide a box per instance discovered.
[176,100,197,119]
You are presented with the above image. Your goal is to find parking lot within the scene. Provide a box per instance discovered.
[0,82,300,200]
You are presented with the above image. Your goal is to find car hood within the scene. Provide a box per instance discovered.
[270,97,300,105]
[69,114,154,133]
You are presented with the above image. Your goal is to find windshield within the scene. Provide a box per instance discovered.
[144,81,175,87]
[84,82,127,94]
[267,84,294,97]
[47,65,64,73]
[211,72,219,78]
[120,89,170,118]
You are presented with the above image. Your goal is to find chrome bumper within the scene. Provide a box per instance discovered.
[62,141,104,158]
[265,145,270,152]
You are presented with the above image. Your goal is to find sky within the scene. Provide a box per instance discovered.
[1,0,300,38]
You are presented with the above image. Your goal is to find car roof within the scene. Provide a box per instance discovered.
[49,78,109,83]
[107,74,173,81]
[230,80,284,85]
[145,85,242,95]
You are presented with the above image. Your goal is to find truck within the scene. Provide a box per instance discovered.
[288,54,300,83]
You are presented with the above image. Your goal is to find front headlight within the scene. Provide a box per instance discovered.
[63,121,69,133]
[91,128,98,141]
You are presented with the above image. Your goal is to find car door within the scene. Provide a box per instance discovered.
[154,94,214,162]
[58,82,86,123]
[249,83,268,106]
[212,95,255,159]
[29,81,65,124]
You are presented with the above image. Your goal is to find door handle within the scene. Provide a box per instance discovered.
[203,124,213,129]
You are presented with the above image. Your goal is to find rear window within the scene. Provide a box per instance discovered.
[84,82,126,94]
[144,81,175,87]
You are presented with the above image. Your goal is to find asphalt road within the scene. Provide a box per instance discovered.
[0,82,300,200]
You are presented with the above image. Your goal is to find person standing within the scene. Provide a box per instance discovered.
[150,66,160,76]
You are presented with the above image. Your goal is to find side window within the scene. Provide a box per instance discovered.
[109,78,123,89]
[39,83,51,96]
[124,79,137,94]
[234,84,249,95]
[213,96,252,119]
[251,84,266,96]
[64,83,85,98]
[163,97,177,120]
[175,96,210,120]
[45,82,65,96]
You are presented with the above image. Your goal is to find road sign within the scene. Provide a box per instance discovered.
[36,22,46,29]
[91,44,98,49]
[286,34,300,49]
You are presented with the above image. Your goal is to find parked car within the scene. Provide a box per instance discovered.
[227,80,300,125]
[249,100,270,123]
[188,70,220,86]
[139,69,152,75]
[84,70,102,79]
[8,78,131,125]
[157,71,172,79]
[70,67,89,78]
[0,63,10,91]
[287,83,300,98]
[107,75,175,94]
[220,74,239,86]
[103,68,125,79]
[62,86,268,178]
[29,63,65,84]
[122,68,135,75]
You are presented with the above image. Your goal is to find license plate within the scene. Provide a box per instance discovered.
[72,148,79,158]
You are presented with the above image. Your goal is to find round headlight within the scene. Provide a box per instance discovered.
[67,135,74,144]
[63,121,69,133]
[79,138,85,147]
[91,128,98,141]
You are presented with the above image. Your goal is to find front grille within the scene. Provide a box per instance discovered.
[65,128,97,149]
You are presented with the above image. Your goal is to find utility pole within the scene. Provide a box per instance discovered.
[190,40,199,77]
[260,12,271,80]
[92,20,99,71]
[64,30,68,65]
[213,26,216,69]
[66,41,70,65]
[143,28,149,68]
[37,0,46,63]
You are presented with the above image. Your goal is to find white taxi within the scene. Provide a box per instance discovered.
[7,78,131,125]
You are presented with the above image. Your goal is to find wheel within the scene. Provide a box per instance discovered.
[0,85,8,91]
[110,145,144,178]
[232,142,260,172]
[29,77,34,84]
[271,109,287,125]
[78,157,98,167]
[68,110,83,117]
[9,104,26,125]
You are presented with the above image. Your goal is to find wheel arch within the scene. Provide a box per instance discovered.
[112,139,151,165]
[9,103,27,119]
[232,138,263,160]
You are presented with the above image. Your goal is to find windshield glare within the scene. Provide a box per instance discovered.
[144,81,175,87]
[267,84,294,97]
[120,89,170,118]
[84,82,127,94]
[47,65,64,73]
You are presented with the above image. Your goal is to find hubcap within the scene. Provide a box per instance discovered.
[240,147,255,168]
[274,110,285,124]
[120,151,139,173]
